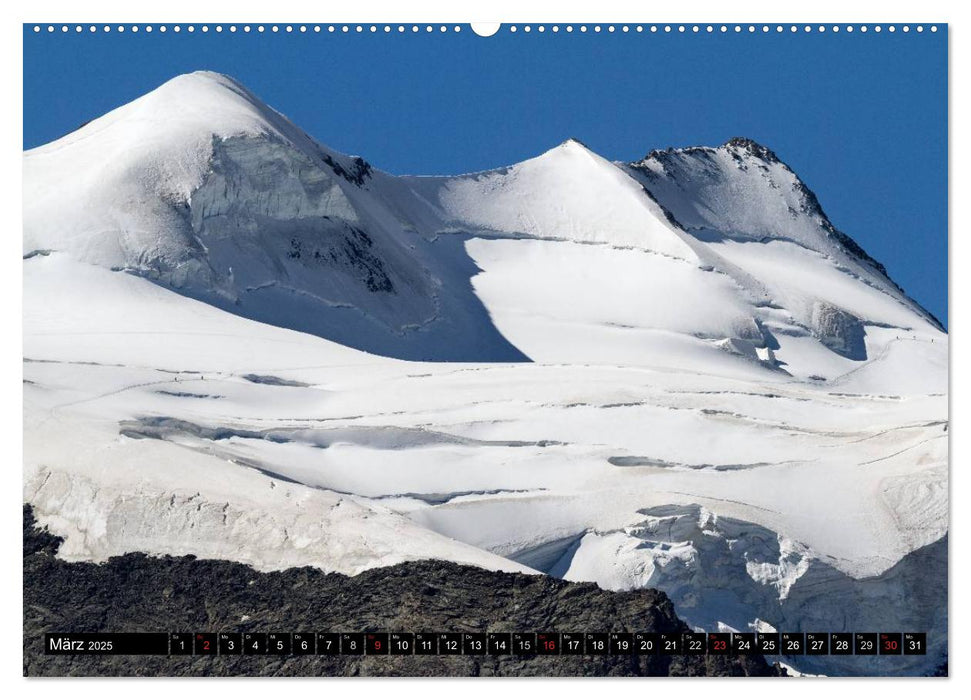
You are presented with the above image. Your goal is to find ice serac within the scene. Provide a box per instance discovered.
[23,73,948,676]
[554,505,946,676]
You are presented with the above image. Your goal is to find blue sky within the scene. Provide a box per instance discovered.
[23,24,948,324]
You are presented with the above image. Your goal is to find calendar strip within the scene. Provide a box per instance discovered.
[45,632,927,656]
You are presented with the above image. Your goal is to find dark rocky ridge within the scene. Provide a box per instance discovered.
[23,505,780,677]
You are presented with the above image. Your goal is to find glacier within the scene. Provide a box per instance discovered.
[23,72,947,675]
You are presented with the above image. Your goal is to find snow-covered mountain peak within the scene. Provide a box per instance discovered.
[553,136,595,152]
[30,71,321,158]
[23,72,443,357]
[399,136,700,259]
[534,135,624,170]
[23,71,311,225]
[24,71,370,203]
[116,70,281,136]
[30,72,247,159]
[624,137,942,329]
[627,137,872,267]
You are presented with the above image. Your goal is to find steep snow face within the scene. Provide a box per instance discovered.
[628,138,894,282]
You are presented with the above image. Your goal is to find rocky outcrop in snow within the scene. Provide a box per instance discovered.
[809,302,867,360]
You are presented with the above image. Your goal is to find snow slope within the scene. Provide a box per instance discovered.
[23,72,948,675]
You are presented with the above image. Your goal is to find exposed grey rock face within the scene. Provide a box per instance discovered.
[184,135,432,322]
[23,505,779,677]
